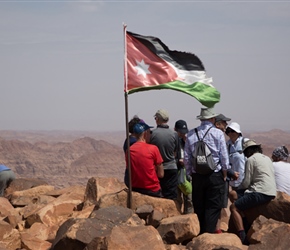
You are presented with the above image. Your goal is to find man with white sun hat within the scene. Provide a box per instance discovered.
[225,122,248,190]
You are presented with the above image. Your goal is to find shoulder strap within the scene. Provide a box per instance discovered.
[202,126,213,140]
[241,137,245,148]
[229,137,245,154]
[238,137,245,154]
[194,128,200,141]
[195,126,213,141]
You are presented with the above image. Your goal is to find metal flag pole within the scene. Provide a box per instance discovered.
[123,23,132,209]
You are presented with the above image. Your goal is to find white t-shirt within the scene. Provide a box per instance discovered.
[273,161,290,196]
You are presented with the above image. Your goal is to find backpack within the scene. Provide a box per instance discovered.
[192,127,217,175]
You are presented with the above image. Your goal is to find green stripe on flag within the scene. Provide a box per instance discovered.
[128,81,220,108]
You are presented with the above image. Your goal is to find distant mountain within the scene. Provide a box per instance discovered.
[0,135,125,188]
[0,130,126,147]
[0,129,289,188]
[243,129,290,157]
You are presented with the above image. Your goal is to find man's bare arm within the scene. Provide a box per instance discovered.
[156,163,164,178]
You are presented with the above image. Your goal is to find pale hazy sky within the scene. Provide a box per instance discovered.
[1,1,289,132]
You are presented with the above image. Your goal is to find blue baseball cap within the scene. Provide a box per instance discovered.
[133,122,153,134]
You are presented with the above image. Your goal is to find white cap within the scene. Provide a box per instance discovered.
[227,122,242,134]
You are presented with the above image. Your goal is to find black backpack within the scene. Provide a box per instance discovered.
[192,127,217,175]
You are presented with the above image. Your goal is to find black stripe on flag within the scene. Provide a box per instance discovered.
[128,31,205,71]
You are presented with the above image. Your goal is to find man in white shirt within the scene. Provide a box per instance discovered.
[272,146,290,196]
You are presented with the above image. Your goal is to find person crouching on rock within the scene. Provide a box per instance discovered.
[229,139,276,244]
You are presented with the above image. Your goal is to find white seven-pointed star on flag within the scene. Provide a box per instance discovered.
[134,59,151,78]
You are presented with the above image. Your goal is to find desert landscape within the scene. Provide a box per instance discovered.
[1,128,290,250]
[0,128,289,189]
[0,130,125,189]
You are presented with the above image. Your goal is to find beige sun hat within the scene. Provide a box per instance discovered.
[196,107,219,120]
[155,109,169,121]
[242,139,261,152]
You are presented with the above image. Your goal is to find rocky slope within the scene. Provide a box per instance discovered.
[1,177,290,250]
[0,132,126,188]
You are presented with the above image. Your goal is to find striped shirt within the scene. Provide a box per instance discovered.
[184,121,230,175]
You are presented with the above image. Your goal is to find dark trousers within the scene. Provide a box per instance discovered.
[132,187,162,198]
[159,169,178,200]
[192,171,225,233]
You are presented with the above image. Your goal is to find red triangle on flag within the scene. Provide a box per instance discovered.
[126,33,178,92]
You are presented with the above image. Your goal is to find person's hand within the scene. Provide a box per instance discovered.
[232,171,239,180]
[178,159,184,166]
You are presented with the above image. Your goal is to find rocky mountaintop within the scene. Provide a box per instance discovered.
[0,129,289,189]
[1,176,290,250]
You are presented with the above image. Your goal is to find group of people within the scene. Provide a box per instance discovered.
[123,106,290,244]
[123,110,193,211]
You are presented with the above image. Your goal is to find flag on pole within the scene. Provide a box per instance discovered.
[124,31,220,107]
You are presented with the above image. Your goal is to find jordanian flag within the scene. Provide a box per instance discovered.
[125,31,220,107]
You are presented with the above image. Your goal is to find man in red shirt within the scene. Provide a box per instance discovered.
[126,122,164,197]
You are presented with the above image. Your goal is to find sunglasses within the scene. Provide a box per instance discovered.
[226,128,235,135]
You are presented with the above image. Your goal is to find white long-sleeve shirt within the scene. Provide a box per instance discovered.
[273,161,290,196]
[240,153,276,197]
